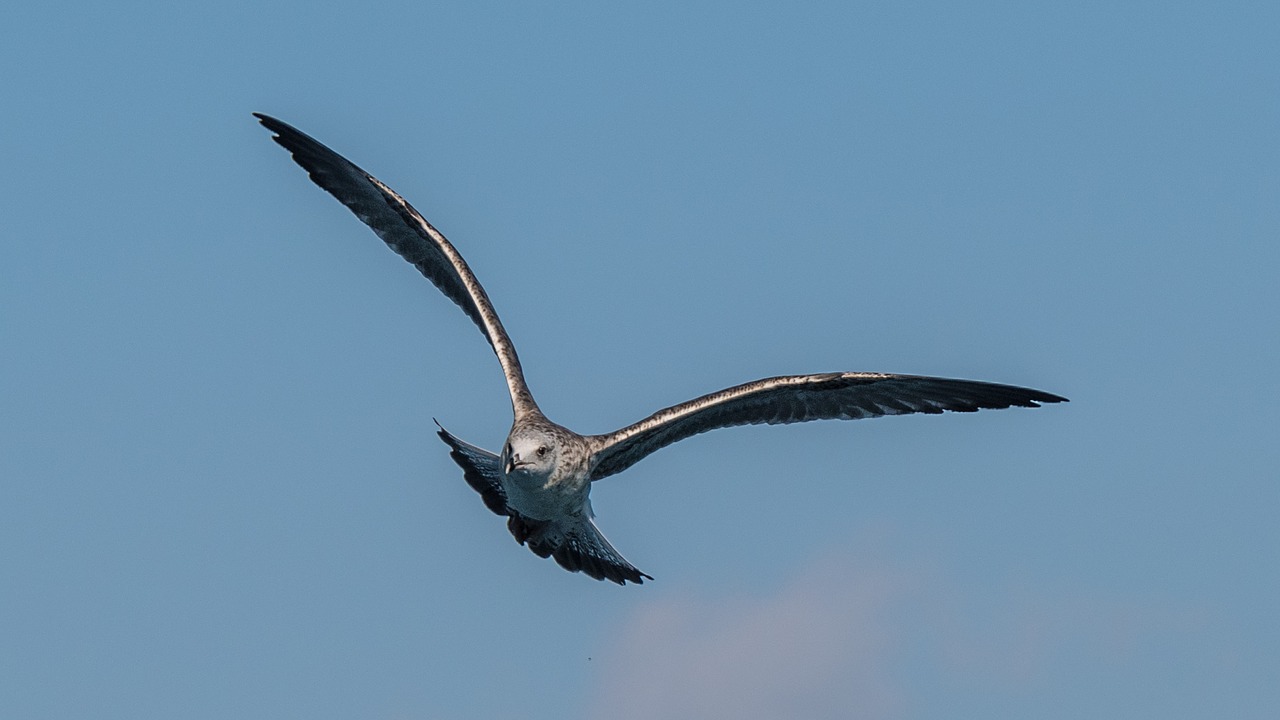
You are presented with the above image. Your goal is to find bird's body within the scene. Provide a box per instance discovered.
[501,421,589,523]
[256,113,1067,585]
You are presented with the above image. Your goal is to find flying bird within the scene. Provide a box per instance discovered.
[255,113,1067,585]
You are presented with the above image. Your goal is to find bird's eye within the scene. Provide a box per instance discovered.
[536,446,548,457]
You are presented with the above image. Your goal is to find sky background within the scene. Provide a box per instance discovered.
[2,2,1277,718]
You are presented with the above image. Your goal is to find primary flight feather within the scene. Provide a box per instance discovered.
[256,113,1067,585]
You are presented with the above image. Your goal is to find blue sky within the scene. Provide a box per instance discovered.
[2,1,1277,718]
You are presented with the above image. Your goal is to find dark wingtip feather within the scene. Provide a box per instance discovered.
[253,112,299,140]
[253,112,348,174]
[959,381,1069,410]
[1011,390,1069,408]
[253,113,301,149]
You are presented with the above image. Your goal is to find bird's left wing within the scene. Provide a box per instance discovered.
[587,372,1067,481]
[255,114,540,420]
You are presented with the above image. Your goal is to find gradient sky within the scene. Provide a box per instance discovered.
[2,2,1277,718]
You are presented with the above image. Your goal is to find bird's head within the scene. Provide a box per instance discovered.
[502,428,557,478]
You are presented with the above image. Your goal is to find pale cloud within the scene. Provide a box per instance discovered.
[586,541,1210,720]
[586,555,914,720]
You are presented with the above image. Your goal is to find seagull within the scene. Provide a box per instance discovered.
[255,113,1067,585]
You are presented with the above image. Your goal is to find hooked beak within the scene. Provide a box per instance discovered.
[505,453,522,475]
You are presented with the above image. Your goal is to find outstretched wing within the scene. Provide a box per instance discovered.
[587,372,1067,481]
[436,425,651,585]
[256,113,540,420]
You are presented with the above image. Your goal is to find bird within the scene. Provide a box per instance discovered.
[255,113,1067,585]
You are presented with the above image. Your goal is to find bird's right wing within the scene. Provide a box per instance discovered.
[587,372,1067,481]
[256,113,540,420]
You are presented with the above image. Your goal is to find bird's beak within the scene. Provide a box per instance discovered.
[505,453,520,475]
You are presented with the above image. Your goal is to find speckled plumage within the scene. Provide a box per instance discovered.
[257,113,1067,585]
